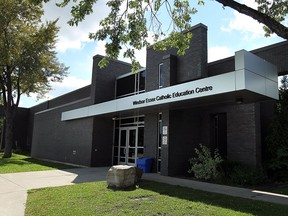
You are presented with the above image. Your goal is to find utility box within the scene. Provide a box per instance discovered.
[137,157,153,173]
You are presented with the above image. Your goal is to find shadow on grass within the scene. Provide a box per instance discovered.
[0,152,77,171]
[23,158,76,169]
[138,180,288,216]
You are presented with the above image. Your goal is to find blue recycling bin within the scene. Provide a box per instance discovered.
[137,157,153,173]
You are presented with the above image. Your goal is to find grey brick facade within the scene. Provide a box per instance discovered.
[6,24,287,177]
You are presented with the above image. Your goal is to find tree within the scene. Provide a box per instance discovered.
[265,76,288,180]
[0,0,68,158]
[32,0,288,71]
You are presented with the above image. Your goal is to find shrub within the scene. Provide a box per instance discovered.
[188,144,223,181]
[224,162,268,186]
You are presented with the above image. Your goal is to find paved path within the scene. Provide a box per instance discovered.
[1,168,288,216]
[143,174,288,205]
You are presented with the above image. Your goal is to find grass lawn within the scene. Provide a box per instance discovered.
[0,152,76,174]
[25,180,288,216]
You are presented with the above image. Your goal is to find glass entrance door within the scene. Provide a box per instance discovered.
[118,126,144,166]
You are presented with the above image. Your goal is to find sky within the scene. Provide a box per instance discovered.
[20,0,287,108]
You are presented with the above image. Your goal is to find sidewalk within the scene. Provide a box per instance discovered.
[1,168,288,216]
[143,174,288,205]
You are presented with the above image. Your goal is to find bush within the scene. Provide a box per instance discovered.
[188,144,223,181]
[223,162,268,186]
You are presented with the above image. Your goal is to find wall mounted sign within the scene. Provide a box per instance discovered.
[162,126,168,135]
[61,50,278,121]
[162,136,168,145]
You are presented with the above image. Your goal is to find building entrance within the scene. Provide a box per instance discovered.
[113,116,144,166]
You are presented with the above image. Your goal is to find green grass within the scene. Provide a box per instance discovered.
[25,180,288,216]
[0,153,76,174]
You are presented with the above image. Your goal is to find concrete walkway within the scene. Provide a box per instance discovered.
[143,174,288,205]
[1,168,288,216]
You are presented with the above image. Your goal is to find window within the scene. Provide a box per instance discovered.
[159,63,164,88]
[116,69,145,98]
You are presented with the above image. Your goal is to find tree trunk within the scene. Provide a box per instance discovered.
[3,109,14,158]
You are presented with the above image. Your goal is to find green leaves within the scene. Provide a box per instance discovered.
[0,0,67,105]
[188,144,223,180]
[256,0,288,37]
[30,0,288,70]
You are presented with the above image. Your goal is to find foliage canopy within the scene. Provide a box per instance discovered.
[0,0,67,158]
[32,0,288,71]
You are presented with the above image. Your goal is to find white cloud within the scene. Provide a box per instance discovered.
[19,76,91,108]
[208,46,233,62]
[42,1,109,52]
[93,31,155,67]
[94,40,107,56]
[52,76,90,90]
[221,0,266,40]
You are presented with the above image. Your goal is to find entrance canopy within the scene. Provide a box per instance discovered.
[61,50,278,121]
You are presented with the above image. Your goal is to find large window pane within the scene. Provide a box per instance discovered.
[116,75,135,97]
[139,70,145,91]
[159,63,164,88]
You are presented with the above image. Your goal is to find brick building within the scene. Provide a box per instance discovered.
[6,24,288,176]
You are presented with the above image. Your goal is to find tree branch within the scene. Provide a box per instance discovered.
[216,0,288,39]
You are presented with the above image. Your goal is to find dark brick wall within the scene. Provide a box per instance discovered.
[30,55,133,166]
[226,103,261,166]
[48,85,91,108]
[0,107,30,151]
[252,41,288,76]
[146,24,208,92]
[91,55,132,104]
[163,54,177,87]
[168,109,202,176]
[176,24,208,82]
[260,101,276,160]
[208,57,235,76]
[26,86,91,148]
[13,108,30,150]
[91,117,114,167]
[164,102,262,176]
[143,113,158,172]
[31,98,93,166]
[208,40,288,76]
[159,110,170,176]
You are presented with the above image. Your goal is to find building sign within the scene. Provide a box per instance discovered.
[162,136,168,145]
[163,126,168,135]
[62,50,278,121]
[133,86,213,106]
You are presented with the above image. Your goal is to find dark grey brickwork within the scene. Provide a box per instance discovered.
[31,55,132,166]
[146,24,208,92]
[252,41,288,76]
[91,117,114,166]
[13,108,30,151]
[27,86,91,148]
[31,98,94,166]
[163,54,177,87]
[167,109,202,176]
[160,110,170,176]
[143,113,158,172]
[48,85,91,108]
[226,103,261,166]
[91,55,132,103]
[161,102,263,176]
[12,24,288,174]
[208,40,288,77]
